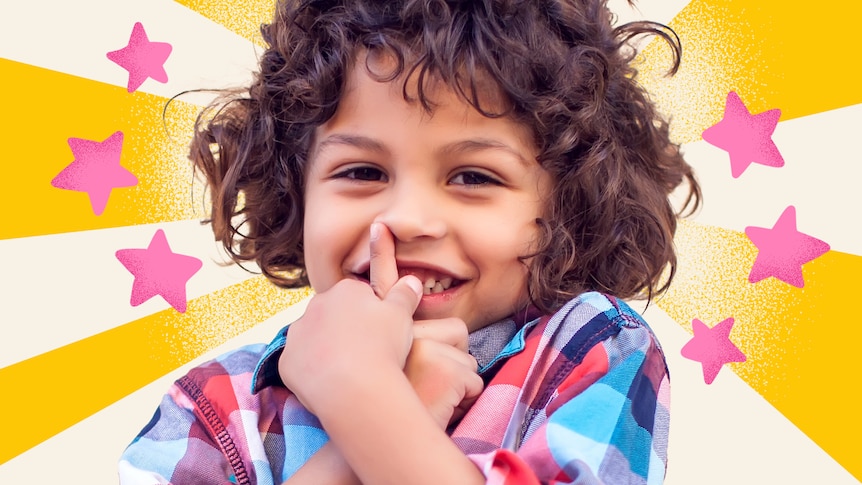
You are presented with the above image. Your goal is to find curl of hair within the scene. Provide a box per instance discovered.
[190,0,701,312]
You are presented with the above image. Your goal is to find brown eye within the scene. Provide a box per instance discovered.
[450,171,500,186]
[336,166,387,182]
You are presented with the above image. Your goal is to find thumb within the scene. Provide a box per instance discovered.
[384,274,423,316]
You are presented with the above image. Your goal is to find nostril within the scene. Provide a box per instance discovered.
[376,210,448,242]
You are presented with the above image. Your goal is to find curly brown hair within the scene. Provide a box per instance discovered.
[190,0,701,313]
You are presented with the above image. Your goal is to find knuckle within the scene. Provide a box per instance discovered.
[472,376,485,394]
[450,318,470,341]
[410,338,435,358]
[451,319,469,336]
[444,317,468,328]
[333,278,362,291]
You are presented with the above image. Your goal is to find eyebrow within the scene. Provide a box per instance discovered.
[313,134,532,166]
[312,134,390,159]
[436,138,532,167]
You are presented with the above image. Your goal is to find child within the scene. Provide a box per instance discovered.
[119,0,700,483]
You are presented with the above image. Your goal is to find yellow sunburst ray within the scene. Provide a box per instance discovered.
[175,0,274,46]
[0,58,204,240]
[638,0,862,144]
[659,219,861,480]
[0,276,310,464]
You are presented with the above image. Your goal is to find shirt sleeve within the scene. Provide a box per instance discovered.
[461,295,670,485]
[119,344,276,485]
[118,381,238,485]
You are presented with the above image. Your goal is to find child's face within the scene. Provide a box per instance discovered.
[302,57,551,332]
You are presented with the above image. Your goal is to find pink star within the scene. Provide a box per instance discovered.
[702,91,784,178]
[681,317,746,385]
[116,229,202,313]
[51,131,138,215]
[107,22,172,92]
[745,205,830,287]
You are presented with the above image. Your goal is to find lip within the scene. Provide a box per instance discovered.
[395,259,464,281]
[348,259,466,282]
[415,278,465,317]
[344,259,469,319]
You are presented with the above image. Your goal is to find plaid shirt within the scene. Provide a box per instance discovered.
[119,292,669,484]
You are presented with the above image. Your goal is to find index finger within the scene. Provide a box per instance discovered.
[369,222,399,298]
[413,318,470,352]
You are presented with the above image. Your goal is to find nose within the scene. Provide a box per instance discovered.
[374,183,447,242]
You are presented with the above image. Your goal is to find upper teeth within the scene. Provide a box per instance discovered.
[423,276,453,295]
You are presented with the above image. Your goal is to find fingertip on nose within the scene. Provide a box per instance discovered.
[370,222,382,240]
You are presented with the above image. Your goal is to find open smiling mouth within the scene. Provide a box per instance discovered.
[357,268,465,295]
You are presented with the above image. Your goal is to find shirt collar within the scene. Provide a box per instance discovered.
[469,317,519,371]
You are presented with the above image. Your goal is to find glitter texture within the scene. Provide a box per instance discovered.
[636,0,862,145]
[660,220,862,479]
[659,219,796,391]
[0,276,311,464]
[114,93,206,223]
[2,59,205,239]
[636,1,771,144]
[176,0,275,47]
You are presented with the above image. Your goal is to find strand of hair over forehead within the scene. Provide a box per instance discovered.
[303,0,678,119]
[413,0,601,117]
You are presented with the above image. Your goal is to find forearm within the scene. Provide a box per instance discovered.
[315,365,485,485]
[282,442,361,485]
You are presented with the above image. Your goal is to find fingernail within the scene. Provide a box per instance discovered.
[404,275,423,296]
[370,222,381,240]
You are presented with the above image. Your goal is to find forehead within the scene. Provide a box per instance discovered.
[309,56,537,166]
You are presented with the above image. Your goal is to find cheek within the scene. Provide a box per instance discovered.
[469,221,535,277]
[470,208,542,300]
[470,202,542,258]
[301,220,323,290]
[302,194,374,292]
[302,193,348,291]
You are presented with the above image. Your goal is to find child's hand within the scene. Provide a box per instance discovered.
[408,318,483,429]
[277,240,423,416]
[368,222,483,429]
[367,221,400,299]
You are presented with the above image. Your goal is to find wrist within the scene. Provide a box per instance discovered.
[312,361,406,420]
[282,345,404,417]
[282,442,361,485]
[316,367,484,485]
